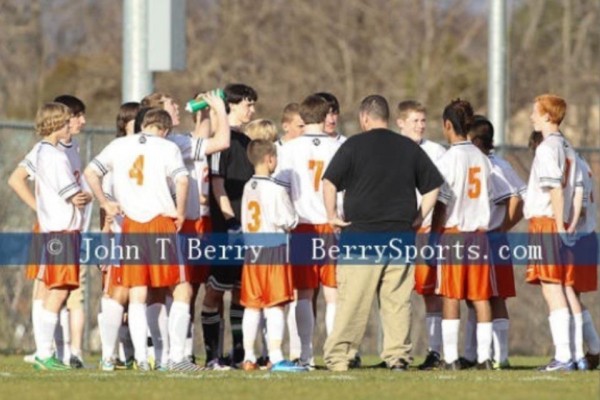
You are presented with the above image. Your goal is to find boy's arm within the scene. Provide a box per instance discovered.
[413,187,440,229]
[202,91,230,155]
[549,186,573,246]
[567,187,584,234]
[211,176,236,222]
[323,179,349,230]
[174,175,189,231]
[83,167,121,217]
[8,166,36,211]
[500,195,524,232]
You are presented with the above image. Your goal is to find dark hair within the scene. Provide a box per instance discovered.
[528,130,543,152]
[224,83,258,113]
[470,115,494,151]
[300,95,330,125]
[142,109,173,132]
[54,95,86,115]
[116,102,141,137]
[134,107,153,133]
[315,92,340,114]
[397,100,426,120]
[442,98,474,137]
[359,95,390,121]
[247,139,276,166]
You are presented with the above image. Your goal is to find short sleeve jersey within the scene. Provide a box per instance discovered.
[488,153,526,230]
[575,155,596,234]
[418,139,446,227]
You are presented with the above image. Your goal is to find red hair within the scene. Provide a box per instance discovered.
[535,94,567,125]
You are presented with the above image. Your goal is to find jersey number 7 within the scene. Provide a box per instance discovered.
[308,160,324,192]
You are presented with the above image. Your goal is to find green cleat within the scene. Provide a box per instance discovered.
[33,356,71,371]
[493,359,511,370]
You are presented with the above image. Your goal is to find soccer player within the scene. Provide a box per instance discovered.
[239,139,307,372]
[523,94,579,371]
[469,115,526,369]
[396,100,446,370]
[85,109,200,372]
[245,119,278,142]
[430,99,496,370]
[316,92,346,143]
[277,103,305,147]
[30,102,86,370]
[203,83,257,369]
[276,94,341,368]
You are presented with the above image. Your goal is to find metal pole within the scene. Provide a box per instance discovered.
[123,0,153,102]
[488,0,507,152]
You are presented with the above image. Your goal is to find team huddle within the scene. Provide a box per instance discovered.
[7,85,599,373]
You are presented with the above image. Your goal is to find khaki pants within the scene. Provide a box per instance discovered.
[323,262,414,371]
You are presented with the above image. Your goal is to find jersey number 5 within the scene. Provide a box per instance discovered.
[247,201,261,232]
[129,155,144,186]
[308,160,324,192]
[468,166,481,199]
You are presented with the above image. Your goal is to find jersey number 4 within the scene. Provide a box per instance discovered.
[468,166,481,199]
[247,201,261,232]
[308,160,324,191]
[129,155,144,186]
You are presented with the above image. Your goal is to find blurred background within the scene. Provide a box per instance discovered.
[0,0,598,358]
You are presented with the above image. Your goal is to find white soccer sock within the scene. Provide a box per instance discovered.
[549,308,571,363]
[582,310,600,354]
[37,309,58,359]
[425,312,442,354]
[442,319,460,364]
[463,308,477,362]
[295,299,314,363]
[168,301,191,363]
[32,299,43,338]
[99,298,124,361]
[492,318,509,363]
[259,312,269,359]
[242,308,261,363]
[118,324,134,361]
[54,307,71,363]
[572,313,585,360]
[147,302,169,365]
[184,323,194,359]
[264,307,285,364]
[325,303,336,337]
[128,303,148,363]
[476,322,493,363]
[287,301,301,360]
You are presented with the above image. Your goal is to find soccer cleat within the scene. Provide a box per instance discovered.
[115,357,135,370]
[575,357,589,371]
[270,360,309,372]
[205,358,232,371]
[388,359,410,372]
[443,360,462,371]
[493,359,511,370]
[585,352,599,370]
[538,359,576,372]
[69,355,85,369]
[99,359,115,372]
[458,357,476,370]
[23,353,36,364]
[169,359,204,372]
[348,354,362,369]
[242,360,258,371]
[476,359,494,370]
[418,351,441,370]
[154,362,170,372]
[33,356,71,371]
[134,361,151,372]
[292,359,315,371]
[256,356,270,370]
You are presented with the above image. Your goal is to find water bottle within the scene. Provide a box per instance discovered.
[185,89,225,112]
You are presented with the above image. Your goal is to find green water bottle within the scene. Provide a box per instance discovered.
[185,89,225,112]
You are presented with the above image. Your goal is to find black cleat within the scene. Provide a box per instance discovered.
[418,351,442,370]
[585,352,599,370]
[477,359,494,370]
[458,357,477,370]
[389,358,410,372]
[349,354,362,369]
[69,355,84,369]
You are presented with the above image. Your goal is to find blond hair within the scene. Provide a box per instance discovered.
[247,139,276,166]
[35,102,71,137]
[245,119,278,142]
[141,92,171,109]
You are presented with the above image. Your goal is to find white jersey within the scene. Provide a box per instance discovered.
[101,171,123,233]
[523,133,578,222]
[488,153,526,230]
[575,155,596,234]
[89,133,188,223]
[418,139,446,227]
[334,133,347,144]
[20,138,93,230]
[35,142,83,232]
[436,141,497,231]
[166,133,208,220]
[276,132,341,224]
[241,176,298,242]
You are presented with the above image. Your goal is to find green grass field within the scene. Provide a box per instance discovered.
[0,356,597,400]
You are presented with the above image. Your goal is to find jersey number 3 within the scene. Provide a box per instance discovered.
[308,160,324,191]
[129,155,144,186]
[468,166,481,199]
[247,201,261,232]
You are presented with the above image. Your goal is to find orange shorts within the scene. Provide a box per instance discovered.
[414,226,437,295]
[525,217,572,286]
[291,223,336,290]
[572,233,598,293]
[181,217,211,284]
[102,265,124,297]
[121,215,188,288]
[38,231,81,290]
[436,228,492,301]
[26,222,41,280]
[241,246,294,308]
[489,232,516,298]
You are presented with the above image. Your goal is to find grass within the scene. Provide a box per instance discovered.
[0,356,597,400]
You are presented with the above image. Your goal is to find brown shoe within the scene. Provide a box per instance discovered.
[585,352,599,370]
[242,360,258,371]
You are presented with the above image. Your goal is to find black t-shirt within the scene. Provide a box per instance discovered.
[209,129,254,230]
[323,128,444,233]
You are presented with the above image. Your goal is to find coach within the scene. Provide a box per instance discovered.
[322,95,443,371]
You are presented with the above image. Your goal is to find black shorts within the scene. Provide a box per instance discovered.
[207,264,242,292]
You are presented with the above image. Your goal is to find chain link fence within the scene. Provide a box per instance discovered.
[1,121,598,356]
